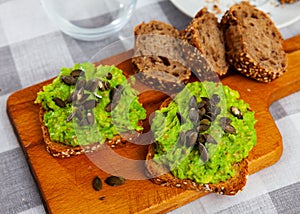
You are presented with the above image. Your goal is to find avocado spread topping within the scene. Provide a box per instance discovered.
[151,81,257,184]
[35,63,146,146]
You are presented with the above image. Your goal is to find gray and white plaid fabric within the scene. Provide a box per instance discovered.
[0,0,299,213]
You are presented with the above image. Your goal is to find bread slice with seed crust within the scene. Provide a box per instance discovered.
[145,143,248,195]
[181,8,229,76]
[39,108,136,158]
[221,2,287,82]
[145,97,249,195]
[132,20,192,93]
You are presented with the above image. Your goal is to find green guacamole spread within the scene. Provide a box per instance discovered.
[35,63,146,146]
[151,81,257,184]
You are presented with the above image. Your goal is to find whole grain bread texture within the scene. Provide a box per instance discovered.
[132,20,190,93]
[39,108,132,158]
[145,98,249,195]
[221,2,287,82]
[181,8,229,77]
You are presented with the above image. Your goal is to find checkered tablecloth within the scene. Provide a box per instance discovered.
[0,0,300,213]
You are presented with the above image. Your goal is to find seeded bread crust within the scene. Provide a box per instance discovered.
[145,98,249,195]
[145,139,248,195]
[132,20,191,93]
[221,2,287,82]
[181,8,229,76]
[39,107,129,158]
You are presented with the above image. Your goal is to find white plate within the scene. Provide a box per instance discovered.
[170,0,300,28]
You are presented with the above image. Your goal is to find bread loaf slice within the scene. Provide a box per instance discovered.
[39,108,128,158]
[132,20,191,93]
[146,143,248,195]
[181,8,229,76]
[221,2,287,82]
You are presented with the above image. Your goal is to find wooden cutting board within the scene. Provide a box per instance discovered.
[7,35,300,214]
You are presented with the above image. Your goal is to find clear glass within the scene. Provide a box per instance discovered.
[40,0,137,41]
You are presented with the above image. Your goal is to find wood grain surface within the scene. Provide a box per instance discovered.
[7,35,300,214]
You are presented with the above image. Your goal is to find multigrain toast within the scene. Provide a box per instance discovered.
[221,2,287,82]
[35,64,146,158]
[145,82,256,195]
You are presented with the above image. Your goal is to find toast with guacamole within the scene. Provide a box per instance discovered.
[146,81,256,195]
[35,63,146,158]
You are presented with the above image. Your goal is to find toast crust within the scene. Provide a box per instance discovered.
[39,107,133,158]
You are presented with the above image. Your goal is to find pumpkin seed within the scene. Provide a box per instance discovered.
[211,94,221,104]
[92,176,102,191]
[52,97,66,108]
[222,123,237,134]
[61,75,77,85]
[83,100,98,110]
[198,119,210,132]
[104,81,111,90]
[198,143,209,163]
[189,95,197,108]
[199,107,206,117]
[105,176,125,186]
[71,69,83,78]
[230,106,243,119]
[189,108,199,124]
[86,112,94,125]
[98,80,105,91]
[85,79,99,92]
[106,72,112,80]
[185,130,198,147]
[110,88,121,103]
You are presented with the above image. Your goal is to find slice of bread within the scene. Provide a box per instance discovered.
[39,107,128,158]
[181,8,229,76]
[145,97,249,195]
[132,20,191,93]
[146,143,248,195]
[221,2,287,82]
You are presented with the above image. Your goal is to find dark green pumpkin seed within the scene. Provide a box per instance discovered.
[105,176,125,186]
[211,94,221,104]
[230,106,243,119]
[189,95,197,108]
[92,176,102,191]
[61,75,77,85]
[52,97,66,108]
[83,100,98,110]
[198,143,209,163]
[71,69,83,78]
[106,72,112,80]
[222,123,237,134]
[86,112,94,125]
